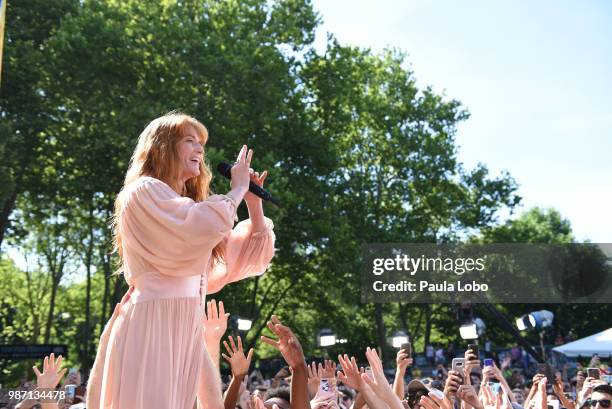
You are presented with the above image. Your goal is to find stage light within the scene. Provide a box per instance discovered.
[460,318,486,340]
[237,318,252,331]
[516,310,554,331]
[391,331,409,348]
[318,328,336,347]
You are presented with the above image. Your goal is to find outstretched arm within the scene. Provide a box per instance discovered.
[202,299,229,369]
[261,315,310,409]
[222,335,253,409]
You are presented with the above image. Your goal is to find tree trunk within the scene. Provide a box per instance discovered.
[44,278,59,344]
[423,304,432,354]
[0,186,18,250]
[248,276,259,320]
[374,303,387,364]
[84,204,94,373]
[44,247,66,344]
[398,302,412,339]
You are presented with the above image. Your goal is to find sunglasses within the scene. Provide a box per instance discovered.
[586,399,611,408]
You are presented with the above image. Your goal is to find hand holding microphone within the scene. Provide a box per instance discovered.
[218,145,281,207]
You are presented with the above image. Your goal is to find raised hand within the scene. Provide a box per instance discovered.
[535,378,547,409]
[307,362,324,398]
[323,359,337,380]
[260,315,305,369]
[203,299,229,343]
[244,168,269,206]
[396,349,413,372]
[222,335,253,377]
[361,347,404,409]
[33,353,67,389]
[337,354,365,391]
[464,349,481,381]
[481,382,495,407]
[231,145,253,193]
[457,385,484,409]
[444,370,462,400]
[251,394,267,409]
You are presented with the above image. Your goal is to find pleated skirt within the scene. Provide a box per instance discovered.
[87,297,211,409]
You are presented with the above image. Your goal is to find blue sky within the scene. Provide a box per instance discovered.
[311,0,612,242]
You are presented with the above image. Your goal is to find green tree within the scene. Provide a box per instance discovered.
[269,41,522,362]
[0,0,79,249]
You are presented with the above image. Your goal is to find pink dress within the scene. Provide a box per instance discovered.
[86,176,275,409]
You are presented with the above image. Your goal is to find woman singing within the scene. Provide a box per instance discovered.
[86,112,276,409]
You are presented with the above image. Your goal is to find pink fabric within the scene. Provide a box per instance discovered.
[86,176,275,409]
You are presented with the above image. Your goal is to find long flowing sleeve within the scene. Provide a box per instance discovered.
[206,216,276,294]
[121,177,237,277]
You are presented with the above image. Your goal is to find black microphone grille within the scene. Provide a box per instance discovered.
[217,162,232,177]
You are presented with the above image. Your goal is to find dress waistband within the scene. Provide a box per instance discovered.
[131,272,202,304]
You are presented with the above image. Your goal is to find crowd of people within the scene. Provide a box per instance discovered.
[4,300,611,409]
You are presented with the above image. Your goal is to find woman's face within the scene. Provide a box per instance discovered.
[177,124,204,181]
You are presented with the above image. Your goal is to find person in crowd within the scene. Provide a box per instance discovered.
[222,334,254,409]
[426,344,435,366]
[587,385,612,409]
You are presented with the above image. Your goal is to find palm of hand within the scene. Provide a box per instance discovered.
[278,335,303,368]
[205,320,227,339]
[203,299,229,341]
[338,355,364,390]
[339,368,362,390]
[323,360,336,379]
[33,354,67,389]
[229,352,250,376]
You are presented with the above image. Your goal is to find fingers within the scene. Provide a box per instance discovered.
[420,396,438,409]
[218,301,226,319]
[32,366,42,378]
[229,335,238,353]
[237,335,243,352]
[361,372,374,387]
[222,353,231,362]
[260,170,268,184]
[365,347,382,373]
[58,367,67,380]
[246,348,254,363]
[428,390,443,405]
[266,320,278,335]
[211,299,218,319]
[260,335,280,349]
[270,315,282,326]
[246,148,253,164]
[223,340,232,356]
[308,362,315,378]
[236,145,247,163]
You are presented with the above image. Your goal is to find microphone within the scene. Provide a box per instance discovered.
[216,162,281,207]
